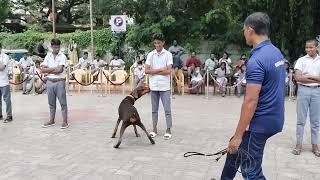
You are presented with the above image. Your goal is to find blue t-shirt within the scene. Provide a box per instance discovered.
[246,40,286,134]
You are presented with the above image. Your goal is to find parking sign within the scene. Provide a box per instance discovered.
[110,15,127,32]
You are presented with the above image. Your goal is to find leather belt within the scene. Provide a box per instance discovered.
[300,84,320,88]
[47,78,65,82]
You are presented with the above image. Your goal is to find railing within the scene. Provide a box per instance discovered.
[10,66,297,100]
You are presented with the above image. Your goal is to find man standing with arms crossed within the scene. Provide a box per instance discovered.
[292,39,320,157]
[41,39,69,129]
[145,33,173,140]
[218,12,286,180]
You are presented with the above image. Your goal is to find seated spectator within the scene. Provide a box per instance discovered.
[18,52,34,72]
[171,51,184,94]
[133,60,145,88]
[219,51,232,71]
[185,52,202,76]
[91,55,108,75]
[19,53,35,95]
[109,55,125,70]
[205,53,219,73]
[234,64,246,97]
[25,60,46,94]
[76,52,91,70]
[189,67,204,94]
[236,53,246,68]
[214,62,231,97]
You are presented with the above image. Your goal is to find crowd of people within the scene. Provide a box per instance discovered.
[4,38,297,99]
[169,41,248,97]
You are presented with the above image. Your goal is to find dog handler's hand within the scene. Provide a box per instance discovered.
[227,136,242,154]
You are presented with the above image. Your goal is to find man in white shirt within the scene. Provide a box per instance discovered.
[76,52,91,69]
[26,60,44,94]
[18,53,34,94]
[145,33,173,140]
[91,55,108,75]
[0,43,13,123]
[133,60,145,87]
[292,39,320,157]
[205,53,218,72]
[109,56,125,70]
[40,39,69,129]
[19,53,34,70]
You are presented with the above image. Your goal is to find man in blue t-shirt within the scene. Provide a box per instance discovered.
[218,12,286,180]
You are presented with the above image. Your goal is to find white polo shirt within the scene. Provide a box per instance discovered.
[134,65,145,79]
[18,57,34,69]
[0,53,9,87]
[42,51,67,79]
[92,59,107,69]
[295,54,320,86]
[146,48,173,91]
[78,57,91,69]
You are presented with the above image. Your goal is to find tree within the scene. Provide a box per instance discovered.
[52,0,89,24]
[13,0,89,24]
[8,0,320,60]
[0,0,10,23]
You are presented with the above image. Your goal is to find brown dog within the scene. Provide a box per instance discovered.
[111,83,155,148]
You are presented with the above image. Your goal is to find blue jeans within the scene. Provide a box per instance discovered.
[296,85,320,145]
[220,131,274,180]
[0,85,12,117]
[151,90,172,129]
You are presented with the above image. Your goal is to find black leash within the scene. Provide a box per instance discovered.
[184,147,257,175]
[184,148,227,161]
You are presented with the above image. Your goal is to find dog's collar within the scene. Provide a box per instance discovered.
[127,95,136,101]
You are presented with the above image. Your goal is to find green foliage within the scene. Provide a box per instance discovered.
[4,0,320,61]
[0,31,50,50]
[26,23,46,32]
[0,0,10,23]
[0,29,115,55]
[184,42,201,54]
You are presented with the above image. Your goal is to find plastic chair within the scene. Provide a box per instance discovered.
[69,69,86,93]
[109,70,128,95]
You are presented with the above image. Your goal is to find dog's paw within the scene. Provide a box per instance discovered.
[113,145,120,148]
[136,133,141,137]
[111,136,116,138]
[151,140,155,144]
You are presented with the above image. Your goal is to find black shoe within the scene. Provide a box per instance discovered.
[60,122,69,129]
[4,116,13,123]
[0,115,3,120]
[42,121,55,128]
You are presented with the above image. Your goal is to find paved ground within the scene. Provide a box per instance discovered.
[0,92,319,180]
